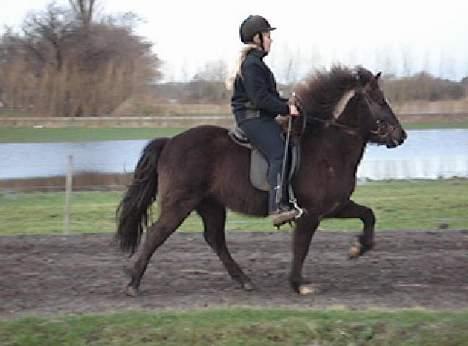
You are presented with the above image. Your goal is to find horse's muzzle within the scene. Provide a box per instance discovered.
[389,127,407,148]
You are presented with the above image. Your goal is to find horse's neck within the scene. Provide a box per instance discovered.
[335,104,367,167]
[303,121,367,171]
[301,95,369,170]
[335,96,361,131]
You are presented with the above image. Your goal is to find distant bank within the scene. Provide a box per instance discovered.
[0,112,468,130]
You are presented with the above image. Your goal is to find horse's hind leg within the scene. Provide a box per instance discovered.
[329,199,375,258]
[197,198,254,291]
[126,198,198,297]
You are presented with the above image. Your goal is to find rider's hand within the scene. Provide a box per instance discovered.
[289,104,300,117]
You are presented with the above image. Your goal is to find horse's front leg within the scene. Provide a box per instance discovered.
[329,199,375,258]
[289,214,319,295]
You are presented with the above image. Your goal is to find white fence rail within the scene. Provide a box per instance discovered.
[358,156,468,180]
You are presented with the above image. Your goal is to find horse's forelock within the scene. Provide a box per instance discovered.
[356,66,374,85]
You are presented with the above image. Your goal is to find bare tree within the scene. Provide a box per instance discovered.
[192,60,228,82]
[400,46,413,77]
[188,60,229,103]
[69,0,96,27]
[0,1,161,116]
[374,47,396,77]
[20,3,76,71]
[383,71,465,103]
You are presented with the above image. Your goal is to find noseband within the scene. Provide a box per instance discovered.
[361,92,394,141]
[369,119,389,138]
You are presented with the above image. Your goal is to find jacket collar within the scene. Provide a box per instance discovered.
[249,48,268,59]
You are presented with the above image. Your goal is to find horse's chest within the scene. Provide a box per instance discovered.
[321,159,356,196]
[322,158,352,180]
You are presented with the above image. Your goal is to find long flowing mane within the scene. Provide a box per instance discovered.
[294,66,360,121]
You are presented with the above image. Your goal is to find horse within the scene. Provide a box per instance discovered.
[116,66,407,296]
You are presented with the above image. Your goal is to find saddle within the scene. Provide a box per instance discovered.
[228,126,301,192]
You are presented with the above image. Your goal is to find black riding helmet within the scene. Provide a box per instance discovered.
[239,15,276,44]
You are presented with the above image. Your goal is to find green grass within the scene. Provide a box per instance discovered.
[1,308,467,346]
[0,180,467,235]
[403,120,468,129]
[320,179,468,232]
[1,121,468,143]
[0,128,185,142]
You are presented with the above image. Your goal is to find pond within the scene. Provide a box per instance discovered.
[0,129,467,180]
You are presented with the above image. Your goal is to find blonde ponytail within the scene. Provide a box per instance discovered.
[225,43,258,90]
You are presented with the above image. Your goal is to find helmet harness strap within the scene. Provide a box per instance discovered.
[258,32,265,51]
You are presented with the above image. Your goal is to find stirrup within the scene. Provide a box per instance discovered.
[271,209,298,228]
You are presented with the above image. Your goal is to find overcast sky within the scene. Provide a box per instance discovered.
[2,0,468,82]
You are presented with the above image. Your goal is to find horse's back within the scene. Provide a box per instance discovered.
[158,125,267,215]
[163,125,232,160]
[173,125,228,143]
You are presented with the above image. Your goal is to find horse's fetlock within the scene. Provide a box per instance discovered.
[289,275,303,292]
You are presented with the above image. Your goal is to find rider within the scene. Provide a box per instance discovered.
[231,15,300,226]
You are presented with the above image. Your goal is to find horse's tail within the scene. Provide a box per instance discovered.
[116,137,169,255]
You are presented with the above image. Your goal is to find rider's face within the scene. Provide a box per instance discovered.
[253,32,272,53]
[262,32,272,53]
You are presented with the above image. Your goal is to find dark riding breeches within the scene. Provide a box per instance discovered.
[239,116,285,196]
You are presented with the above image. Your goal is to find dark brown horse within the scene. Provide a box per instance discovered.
[116,66,407,296]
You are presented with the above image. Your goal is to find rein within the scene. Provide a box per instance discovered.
[293,92,388,140]
[292,94,362,138]
[320,117,362,137]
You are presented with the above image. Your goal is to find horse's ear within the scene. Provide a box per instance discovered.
[375,72,382,80]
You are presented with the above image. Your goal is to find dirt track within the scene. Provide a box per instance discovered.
[1,230,467,318]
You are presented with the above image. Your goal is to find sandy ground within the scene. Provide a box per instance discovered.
[1,230,467,318]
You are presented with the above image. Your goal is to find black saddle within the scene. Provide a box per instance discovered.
[228,127,301,192]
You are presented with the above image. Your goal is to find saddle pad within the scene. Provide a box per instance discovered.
[249,145,300,192]
[250,149,270,191]
[229,127,301,192]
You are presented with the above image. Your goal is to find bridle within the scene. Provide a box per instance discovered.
[292,93,361,138]
[292,88,389,140]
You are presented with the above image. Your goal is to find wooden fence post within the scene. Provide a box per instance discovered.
[64,155,73,234]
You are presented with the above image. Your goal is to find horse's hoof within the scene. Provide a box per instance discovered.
[125,286,139,297]
[298,285,316,295]
[349,241,362,259]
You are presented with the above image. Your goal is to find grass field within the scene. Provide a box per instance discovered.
[0,179,467,235]
[404,120,468,129]
[1,308,467,346]
[0,128,184,143]
[1,120,468,142]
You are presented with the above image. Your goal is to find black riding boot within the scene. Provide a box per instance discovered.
[268,184,298,227]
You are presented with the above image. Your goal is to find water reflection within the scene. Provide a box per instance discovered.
[0,129,467,180]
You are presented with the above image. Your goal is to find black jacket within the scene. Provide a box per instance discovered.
[231,48,289,124]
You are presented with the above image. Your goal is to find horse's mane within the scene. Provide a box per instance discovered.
[294,65,370,121]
